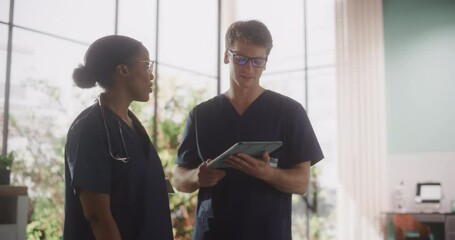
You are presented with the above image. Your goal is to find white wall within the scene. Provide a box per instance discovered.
[387,152,455,212]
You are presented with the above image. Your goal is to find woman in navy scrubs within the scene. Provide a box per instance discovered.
[63,35,173,240]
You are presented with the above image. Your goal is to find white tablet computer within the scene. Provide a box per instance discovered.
[207,141,283,169]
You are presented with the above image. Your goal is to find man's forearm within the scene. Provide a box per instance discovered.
[172,165,199,193]
[263,162,310,195]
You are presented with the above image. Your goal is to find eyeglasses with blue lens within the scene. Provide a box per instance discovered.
[228,49,267,68]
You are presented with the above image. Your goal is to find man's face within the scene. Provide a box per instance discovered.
[224,40,268,90]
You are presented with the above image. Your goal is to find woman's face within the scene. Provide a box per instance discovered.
[124,46,154,102]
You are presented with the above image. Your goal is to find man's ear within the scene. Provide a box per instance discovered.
[116,64,129,76]
[224,50,229,64]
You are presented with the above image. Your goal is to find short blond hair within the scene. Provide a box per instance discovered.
[225,20,273,56]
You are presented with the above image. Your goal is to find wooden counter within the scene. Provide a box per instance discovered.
[0,185,28,240]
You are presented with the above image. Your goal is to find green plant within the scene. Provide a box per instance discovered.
[0,151,15,171]
[10,78,67,240]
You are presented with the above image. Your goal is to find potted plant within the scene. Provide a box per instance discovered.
[0,151,14,185]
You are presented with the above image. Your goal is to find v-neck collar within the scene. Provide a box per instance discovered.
[222,90,269,117]
[103,106,151,158]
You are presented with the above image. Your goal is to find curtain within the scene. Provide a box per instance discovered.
[335,0,388,239]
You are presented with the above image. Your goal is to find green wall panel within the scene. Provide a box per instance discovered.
[384,0,455,154]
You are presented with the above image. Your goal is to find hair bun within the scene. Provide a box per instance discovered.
[72,64,97,89]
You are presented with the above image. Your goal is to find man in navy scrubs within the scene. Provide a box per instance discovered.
[173,20,324,240]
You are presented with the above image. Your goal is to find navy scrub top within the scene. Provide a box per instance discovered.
[177,90,324,240]
[63,103,173,240]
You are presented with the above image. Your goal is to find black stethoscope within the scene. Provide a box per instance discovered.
[96,95,130,163]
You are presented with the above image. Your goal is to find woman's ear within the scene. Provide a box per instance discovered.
[116,64,129,76]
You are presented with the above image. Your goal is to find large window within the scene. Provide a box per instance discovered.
[2,1,113,238]
[1,1,336,239]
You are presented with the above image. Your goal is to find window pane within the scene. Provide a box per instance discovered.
[158,66,217,122]
[14,0,115,43]
[261,71,306,104]
[222,0,308,104]
[307,66,337,238]
[9,29,99,153]
[307,0,336,67]
[234,0,305,74]
[307,67,336,174]
[8,29,101,238]
[0,0,9,22]
[118,0,157,55]
[159,0,218,77]
[157,0,219,155]
[0,25,7,147]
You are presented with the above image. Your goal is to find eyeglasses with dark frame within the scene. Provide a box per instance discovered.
[97,96,130,163]
[228,49,267,68]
